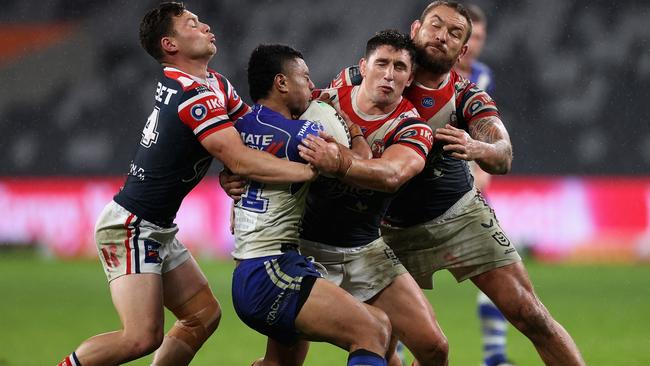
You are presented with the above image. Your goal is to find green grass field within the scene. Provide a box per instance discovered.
[1,251,649,365]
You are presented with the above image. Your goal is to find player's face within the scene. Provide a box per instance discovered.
[284,58,315,117]
[169,10,217,60]
[459,21,486,69]
[360,45,413,107]
[411,5,469,74]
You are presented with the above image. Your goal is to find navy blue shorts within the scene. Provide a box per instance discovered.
[232,250,322,345]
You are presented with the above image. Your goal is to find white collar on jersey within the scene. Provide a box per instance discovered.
[164,67,219,93]
[413,72,451,91]
[164,66,214,84]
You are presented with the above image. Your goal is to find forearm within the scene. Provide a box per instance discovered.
[473,139,512,174]
[227,147,315,183]
[341,158,407,193]
[204,127,315,184]
[469,117,513,174]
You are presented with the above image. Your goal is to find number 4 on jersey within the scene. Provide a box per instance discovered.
[141,107,160,148]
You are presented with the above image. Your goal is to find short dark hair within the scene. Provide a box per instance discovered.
[419,1,473,44]
[139,2,186,62]
[247,44,304,103]
[365,29,417,64]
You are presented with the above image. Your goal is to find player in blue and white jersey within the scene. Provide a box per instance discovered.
[231,44,391,366]
[57,4,317,366]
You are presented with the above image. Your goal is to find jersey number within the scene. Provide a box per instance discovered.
[240,181,269,213]
[141,107,160,148]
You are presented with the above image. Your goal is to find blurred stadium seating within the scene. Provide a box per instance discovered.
[2,0,649,175]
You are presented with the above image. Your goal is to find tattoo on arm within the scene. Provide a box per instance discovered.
[469,116,503,143]
[469,116,513,173]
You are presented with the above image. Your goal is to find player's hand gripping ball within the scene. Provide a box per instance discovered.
[300,101,351,148]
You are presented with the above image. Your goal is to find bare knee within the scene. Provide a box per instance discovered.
[509,296,554,338]
[373,308,392,349]
[124,328,165,358]
[350,306,392,353]
[168,286,221,352]
[409,332,448,366]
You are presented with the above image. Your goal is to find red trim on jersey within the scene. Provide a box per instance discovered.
[123,213,135,274]
[397,140,429,160]
[178,93,229,131]
[266,141,285,156]
[394,123,434,159]
[212,70,226,92]
[466,110,500,127]
[404,81,455,122]
[163,69,200,92]
[229,102,250,121]
[197,121,234,141]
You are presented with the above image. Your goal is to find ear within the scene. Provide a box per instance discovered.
[161,36,178,54]
[410,19,421,40]
[406,68,415,88]
[274,73,288,94]
[359,57,368,78]
[456,44,469,64]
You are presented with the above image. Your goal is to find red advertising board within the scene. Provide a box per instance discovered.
[1,177,649,262]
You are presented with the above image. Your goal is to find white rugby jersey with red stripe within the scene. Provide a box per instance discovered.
[114,67,250,227]
[301,85,433,247]
[387,69,500,226]
[329,66,501,226]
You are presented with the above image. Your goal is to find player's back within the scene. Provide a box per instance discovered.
[232,105,320,259]
[114,67,248,227]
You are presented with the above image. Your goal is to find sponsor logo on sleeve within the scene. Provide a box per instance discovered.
[191,104,208,121]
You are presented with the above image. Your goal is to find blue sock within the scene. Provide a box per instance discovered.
[478,291,508,366]
[348,349,386,366]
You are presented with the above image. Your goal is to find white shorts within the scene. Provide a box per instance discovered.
[382,188,521,289]
[299,237,407,302]
[94,201,191,282]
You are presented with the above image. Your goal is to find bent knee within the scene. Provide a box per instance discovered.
[510,298,554,336]
[409,333,448,363]
[124,329,165,357]
[372,309,392,347]
[201,295,222,334]
[169,286,221,351]
[350,307,392,351]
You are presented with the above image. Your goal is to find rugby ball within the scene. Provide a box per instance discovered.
[299,101,351,148]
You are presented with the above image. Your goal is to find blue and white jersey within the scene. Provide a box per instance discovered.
[232,105,321,259]
[469,60,495,95]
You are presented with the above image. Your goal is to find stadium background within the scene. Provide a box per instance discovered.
[1,0,649,365]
